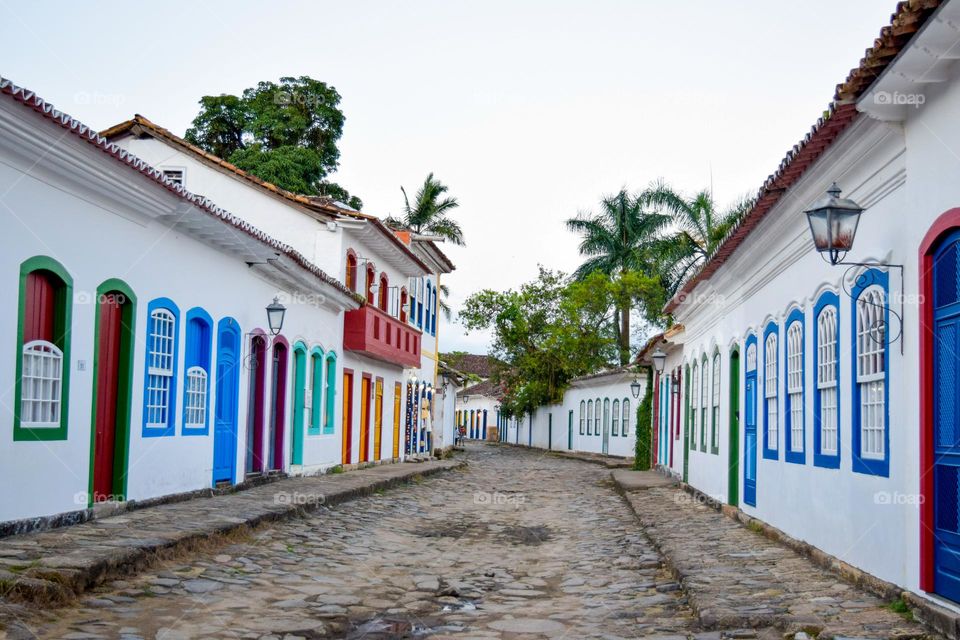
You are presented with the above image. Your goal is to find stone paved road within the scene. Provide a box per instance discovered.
[0,445,693,639]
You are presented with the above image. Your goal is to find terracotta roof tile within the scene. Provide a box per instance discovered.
[1,77,362,305]
[665,0,943,313]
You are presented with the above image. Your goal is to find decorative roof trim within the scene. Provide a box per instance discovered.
[1,77,362,305]
[665,0,942,313]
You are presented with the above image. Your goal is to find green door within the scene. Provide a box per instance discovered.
[728,348,740,506]
[682,365,690,483]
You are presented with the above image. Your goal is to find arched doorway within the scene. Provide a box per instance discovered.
[728,345,741,507]
[920,209,960,601]
[90,280,136,503]
[246,332,268,474]
[268,336,289,471]
[213,318,241,484]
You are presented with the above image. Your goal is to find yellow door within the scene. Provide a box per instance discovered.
[341,371,353,465]
[392,382,402,459]
[359,376,370,463]
[374,378,383,461]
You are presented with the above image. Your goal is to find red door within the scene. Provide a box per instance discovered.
[359,375,371,463]
[93,294,122,502]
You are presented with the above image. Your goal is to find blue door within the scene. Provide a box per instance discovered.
[933,232,960,601]
[743,337,758,506]
[213,319,240,485]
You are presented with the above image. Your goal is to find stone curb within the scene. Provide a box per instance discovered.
[491,441,635,468]
[0,458,466,607]
[615,468,958,639]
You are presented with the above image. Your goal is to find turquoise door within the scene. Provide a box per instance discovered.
[213,319,240,484]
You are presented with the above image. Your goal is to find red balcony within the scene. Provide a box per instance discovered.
[343,304,421,368]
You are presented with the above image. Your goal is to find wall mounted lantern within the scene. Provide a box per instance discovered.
[266,297,286,336]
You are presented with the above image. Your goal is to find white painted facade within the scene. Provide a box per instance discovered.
[647,0,960,608]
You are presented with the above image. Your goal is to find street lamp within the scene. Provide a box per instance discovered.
[266,297,286,336]
[651,348,667,374]
[804,182,864,266]
[630,379,642,399]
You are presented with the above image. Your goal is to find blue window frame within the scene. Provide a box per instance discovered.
[142,298,180,437]
[813,292,840,469]
[425,281,433,334]
[182,307,213,435]
[783,308,805,464]
[852,269,890,477]
[762,321,779,460]
[431,283,438,336]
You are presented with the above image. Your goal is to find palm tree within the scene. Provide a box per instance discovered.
[394,173,465,246]
[638,181,751,294]
[566,190,659,365]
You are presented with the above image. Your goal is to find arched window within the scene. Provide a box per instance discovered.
[622,398,631,437]
[15,256,73,440]
[400,288,408,322]
[183,308,213,435]
[306,348,323,435]
[612,399,620,436]
[143,298,180,436]
[690,364,699,450]
[365,264,376,304]
[785,310,805,463]
[814,295,839,468]
[431,284,438,336]
[418,279,424,328]
[587,399,593,435]
[853,272,889,476]
[579,400,585,435]
[711,352,721,453]
[324,352,337,434]
[408,278,417,325]
[700,356,708,452]
[603,398,610,436]
[594,397,601,436]
[379,273,389,311]
[345,251,358,291]
[763,323,779,458]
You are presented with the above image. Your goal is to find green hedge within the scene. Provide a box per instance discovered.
[634,367,652,470]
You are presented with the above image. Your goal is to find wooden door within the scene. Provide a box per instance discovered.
[247,336,267,473]
[728,349,741,507]
[92,294,122,502]
[392,382,401,459]
[213,321,240,484]
[269,341,288,471]
[342,370,354,464]
[359,375,371,462]
[374,378,383,461]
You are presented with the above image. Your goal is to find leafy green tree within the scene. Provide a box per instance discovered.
[566,190,665,364]
[638,181,751,294]
[634,368,653,470]
[184,76,361,208]
[459,268,618,418]
[392,173,464,246]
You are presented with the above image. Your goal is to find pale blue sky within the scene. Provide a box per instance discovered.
[1,0,895,354]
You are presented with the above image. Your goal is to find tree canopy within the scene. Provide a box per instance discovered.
[184,76,362,209]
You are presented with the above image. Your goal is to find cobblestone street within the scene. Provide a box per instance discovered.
[0,445,940,639]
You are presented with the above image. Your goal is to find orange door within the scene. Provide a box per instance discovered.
[374,378,384,461]
[341,370,353,464]
[359,375,371,463]
[392,382,402,459]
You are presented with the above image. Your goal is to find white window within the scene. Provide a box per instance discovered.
[20,340,63,427]
[690,365,699,448]
[146,309,176,428]
[579,400,585,435]
[765,332,778,451]
[787,321,803,452]
[587,399,593,435]
[595,398,601,436]
[711,354,721,450]
[857,287,886,459]
[700,358,708,448]
[817,307,838,455]
[183,366,208,429]
[746,342,757,370]
[622,399,630,436]
[612,399,620,436]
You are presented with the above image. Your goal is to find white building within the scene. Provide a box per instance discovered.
[644,0,960,611]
